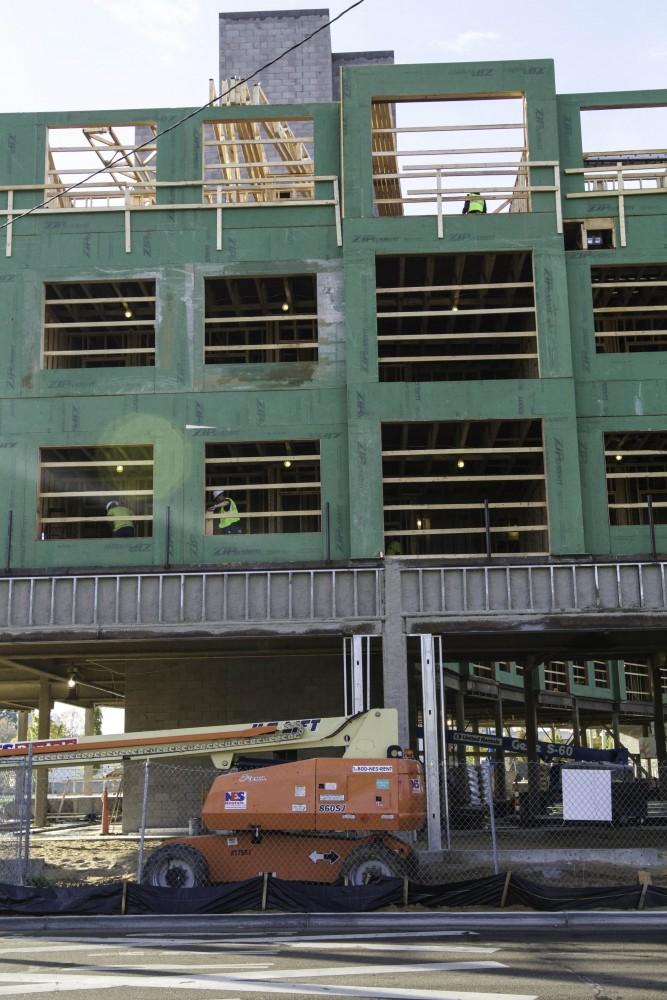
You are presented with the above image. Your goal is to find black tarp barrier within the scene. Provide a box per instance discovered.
[0,873,666,915]
[0,881,122,915]
[506,873,642,911]
[408,872,507,908]
[645,885,667,908]
[126,877,263,914]
[267,877,403,912]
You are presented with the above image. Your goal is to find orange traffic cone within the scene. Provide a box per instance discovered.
[101,786,110,835]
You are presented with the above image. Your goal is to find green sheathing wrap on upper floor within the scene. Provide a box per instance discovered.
[0,388,349,570]
[340,59,584,558]
[557,88,667,555]
[0,67,666,570]
[340,58,559,221]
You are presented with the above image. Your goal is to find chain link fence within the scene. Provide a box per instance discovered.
[1,755,666,895]
[131,757,667,891]
[0,762,32,885]
[438,760,667,887]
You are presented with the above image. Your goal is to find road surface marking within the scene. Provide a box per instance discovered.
[0,944,96,956]
[224,961,507,979]
[288,942,499,954]
[0,969,537,1000]
[84,962,274,972]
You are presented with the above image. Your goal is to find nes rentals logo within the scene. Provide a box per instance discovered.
[224,791,247,810]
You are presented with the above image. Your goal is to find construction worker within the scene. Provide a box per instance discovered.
[209,490,242,535]
[462,192,487,215]
[105,500,134,537]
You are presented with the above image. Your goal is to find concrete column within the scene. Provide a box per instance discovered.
[611,711,621,747]
[17,711,28,742]
[34,680,51,828]
[571,700,581,747]
[455,688,466,763]
[381,560,409,747]
[650,655,667,797]
[523,659,540,818]
[494,696,506,800]
[82,707,96,795]
[471,719,480,765]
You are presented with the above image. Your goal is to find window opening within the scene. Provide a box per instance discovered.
[45,125,157,208]
[563,219,615,251]
[204,440,321,535]
[544,661,568,692]
[605,431,667,525]
[571,661,589,685]
[203,82,314,204]
[382,419,548,558]
[623,661,651,701]
[376,252,537,381]
[470,661,494,679]
[43,279,156,369]
[592,264,667,353]
[371,95,527,217]
[204,275,317,364]
[38,445,153,540]
[580,105,667,193]
[593,661,610,689]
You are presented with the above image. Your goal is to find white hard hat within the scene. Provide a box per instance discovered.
[212,490,223,499]
[106,500,119,511]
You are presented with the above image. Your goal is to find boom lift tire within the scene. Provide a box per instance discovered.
[142,844,210,888]
[340,844,405,885]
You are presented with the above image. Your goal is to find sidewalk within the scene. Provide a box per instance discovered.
[2,909,667,935]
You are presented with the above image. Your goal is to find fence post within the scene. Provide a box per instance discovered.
[420,633,443,852]
[19,746,33,886]
[436,635,450,849]
[482,760,499,875]
[136,760,151,883]
[500,870,512,907]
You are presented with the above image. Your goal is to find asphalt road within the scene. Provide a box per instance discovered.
[0,926,664,998]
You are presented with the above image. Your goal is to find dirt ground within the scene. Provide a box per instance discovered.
[30,834,145,885]
[26,834,667,890]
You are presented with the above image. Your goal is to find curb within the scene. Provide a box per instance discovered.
[3,910,667,934]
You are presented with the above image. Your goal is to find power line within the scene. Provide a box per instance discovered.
[1,0,367,233]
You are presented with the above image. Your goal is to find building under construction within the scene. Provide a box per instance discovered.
[0,9,667,821]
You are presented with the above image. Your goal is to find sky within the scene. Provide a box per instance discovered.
[0,0,665,115]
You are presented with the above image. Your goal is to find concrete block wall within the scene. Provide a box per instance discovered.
[123,652,344,829]
[332,51,394,101]
[124,654,343,733]
[219,10,333,104]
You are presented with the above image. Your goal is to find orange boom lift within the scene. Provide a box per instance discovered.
[0,709,426,887]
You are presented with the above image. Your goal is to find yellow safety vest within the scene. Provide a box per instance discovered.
[466,194,486,213]
[107,505,133,531]
[218,498,240,530]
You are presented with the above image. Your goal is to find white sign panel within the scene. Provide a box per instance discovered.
[562,769,612,822]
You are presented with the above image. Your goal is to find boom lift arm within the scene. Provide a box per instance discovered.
[0,709,401,770]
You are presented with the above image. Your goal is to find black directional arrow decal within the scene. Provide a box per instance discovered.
[309,849,341,864]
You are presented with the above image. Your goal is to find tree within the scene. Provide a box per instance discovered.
[28,710,80,741]
[0,710,18,743]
